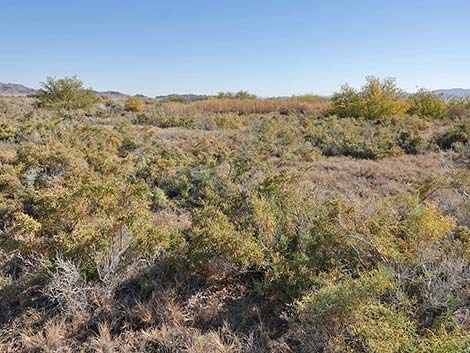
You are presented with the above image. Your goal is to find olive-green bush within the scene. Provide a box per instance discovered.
[407,89,448,119]
[34,76,98,110]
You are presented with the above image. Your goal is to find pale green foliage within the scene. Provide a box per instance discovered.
[34,76,98,110]
[295,268,416,353]
[189,204,263,268]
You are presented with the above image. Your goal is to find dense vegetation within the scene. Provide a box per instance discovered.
[0,77,469,352]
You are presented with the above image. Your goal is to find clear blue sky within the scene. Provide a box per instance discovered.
[1,0,470,97]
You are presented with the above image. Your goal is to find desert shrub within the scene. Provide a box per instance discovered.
[0,98,8,114]
[397,129,425,154]
[249,173,372,297]
[254,115,305,160]
[447,96,470,119]
[331,76,408,120]
[159,96,190,103]
[188,203,263,269]
[416,328,470,353]
[407,89,448,119]
[435,119,470,149]
[306,117,404,159]
[293,268,416,353]
[329,84,366,118]
[216,90,257,99]
[124,96,144,112]
[34,76,98,110]
[289,94,327,104]
[0,123,16,142]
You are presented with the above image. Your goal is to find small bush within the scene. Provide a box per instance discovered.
[294,268,416,353]
[435,119,470,149]
[0,123,16,142]
[124,96,144,112]
[188,204,263,269]
[447,96,470,119]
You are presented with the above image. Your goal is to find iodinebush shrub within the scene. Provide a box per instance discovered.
[305,116,426,159]
[188,203,263,269]
[293,267,469,353]
[435,118,470,149]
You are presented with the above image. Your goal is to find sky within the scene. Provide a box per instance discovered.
[1,0,470,97]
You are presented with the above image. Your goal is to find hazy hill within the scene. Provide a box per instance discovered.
[433,88,470,98]
[95,90,129,99]
[0,82,133,98]
[155,94,208,101]
[0,83,37,96]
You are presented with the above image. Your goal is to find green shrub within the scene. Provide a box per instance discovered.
[216,90,257,99]
[188,203,263,269]
[397,129,424,154]
[289,94,327,104]
[0,123,16,142]
[331,76,408,120]
[435,119,470,149]
[407,89,448,119]
[34,76,98,110]
[306,117,403,159]
[294,268,416,353]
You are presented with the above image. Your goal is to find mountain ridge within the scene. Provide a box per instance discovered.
[2,82,470,99]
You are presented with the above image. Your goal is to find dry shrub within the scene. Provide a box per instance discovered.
[21,320,70,353]
[125,97,144,112]
[43,257,92,316]
[183,98,329,115]
[88,323,116,353]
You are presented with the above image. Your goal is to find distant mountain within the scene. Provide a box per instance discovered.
[0,83,37,96]
[155,94,207,101]
[94,90,128,99]
[433,88,470,98]
[0,82,131,98]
